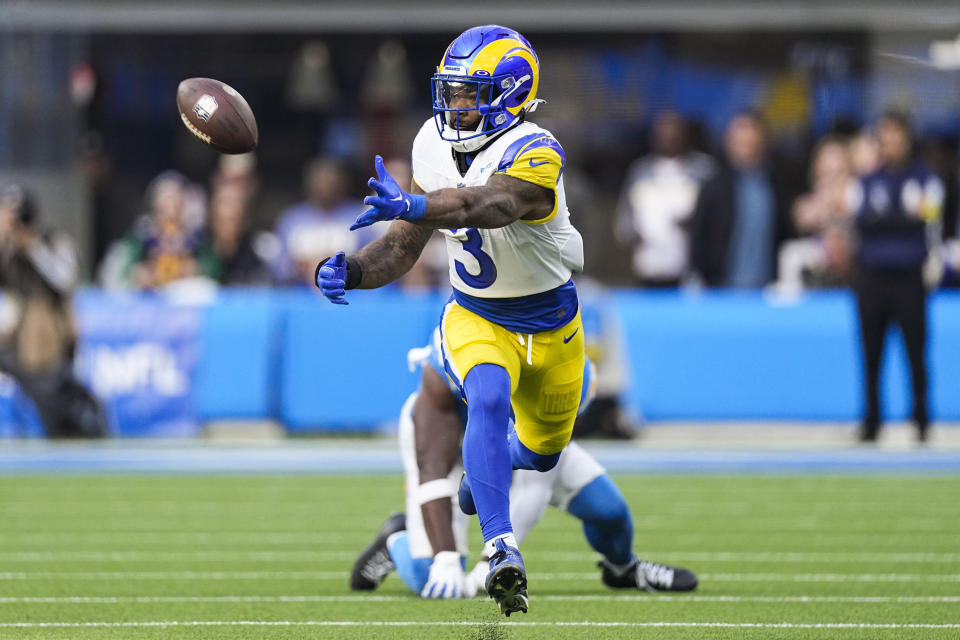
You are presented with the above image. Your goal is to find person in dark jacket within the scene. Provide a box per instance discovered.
[0,184,106,438]
[0,184,77,377]
[689,111,794,288]
[852,111,942,443]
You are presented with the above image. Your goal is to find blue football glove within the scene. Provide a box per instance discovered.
[350,155,427,231]
[315,251,349,305]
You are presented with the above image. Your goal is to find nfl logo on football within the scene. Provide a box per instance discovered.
[193,94,219,122]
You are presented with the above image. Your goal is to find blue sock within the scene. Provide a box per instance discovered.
[461,364,513,542]
[508,425,561,471]
[567,475,634,566]
[386,531,433,594]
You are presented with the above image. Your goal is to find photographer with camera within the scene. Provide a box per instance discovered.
[0,184,105,438]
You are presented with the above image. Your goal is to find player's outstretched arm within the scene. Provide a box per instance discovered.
[314,219,431,303]
[350,155,554,231]
[415,174,554,230]
[349,218,432,290]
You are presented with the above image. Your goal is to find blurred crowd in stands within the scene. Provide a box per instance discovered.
[5,105,957,441]
[11,108,952,297]
[616,108,959,293]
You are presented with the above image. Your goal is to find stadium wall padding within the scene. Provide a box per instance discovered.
[616,290,960,421]
[2,289,958,436]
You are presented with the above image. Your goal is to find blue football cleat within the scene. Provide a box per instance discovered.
[457,472,476,516]
[485,538,528,616]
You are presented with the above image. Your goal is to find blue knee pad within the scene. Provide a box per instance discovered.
[508,425,561,471]
[567,474,634,566]
[386,532,433,594]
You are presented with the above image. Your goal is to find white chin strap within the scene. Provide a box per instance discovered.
[447,114,527,153]
[449,128,490,153]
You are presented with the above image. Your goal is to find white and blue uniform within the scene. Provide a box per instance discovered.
[412,118,587,458]
[412,118,583,300]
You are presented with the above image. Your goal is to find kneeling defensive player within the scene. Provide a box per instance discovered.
[350,330,698,598]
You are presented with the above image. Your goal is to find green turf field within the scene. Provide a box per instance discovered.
[1,475,958,639]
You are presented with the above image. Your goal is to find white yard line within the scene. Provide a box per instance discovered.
[0,621,958,630]
[0,571,349,580]
[2,550,959,563]
[699,573,960,583]
[0,532,349,544]
[2,595,960,604]
[3,570,960,582]
[0,551,355,561]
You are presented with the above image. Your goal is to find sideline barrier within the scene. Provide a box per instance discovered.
[616,290,960,421]
[1,289,957,436]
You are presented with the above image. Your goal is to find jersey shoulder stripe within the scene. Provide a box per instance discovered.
[496,132,566,174]
[495,130,566,224]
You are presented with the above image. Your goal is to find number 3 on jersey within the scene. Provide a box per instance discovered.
[454,228,497,289]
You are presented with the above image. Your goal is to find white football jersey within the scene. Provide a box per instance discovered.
[411,118,584,299]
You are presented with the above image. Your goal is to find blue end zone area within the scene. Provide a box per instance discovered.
[1,442,958,475]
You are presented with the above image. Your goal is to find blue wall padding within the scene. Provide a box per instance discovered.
[615,290,960,421]
[196,289,284,420]
[279,291,445,430]
[3,289,957,436]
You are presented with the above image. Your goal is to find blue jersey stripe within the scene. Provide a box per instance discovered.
[517,136,566,170]
[497,133,551,172]
[497,133,567,184]
[452,280,578,333]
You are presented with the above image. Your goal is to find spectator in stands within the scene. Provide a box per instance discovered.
[272,157,363,284]
[689,111,793,288]
[99,170,217,290]
[615,110,714,287]
[852,111,942,443]
[204,182,274,286]
[920,136,959,247]
[211,153,260,207]
[777,136,856,290]
[848,129,881,178]
[0,184,77,376]
[0,185,104,438]
[289,224,356,289]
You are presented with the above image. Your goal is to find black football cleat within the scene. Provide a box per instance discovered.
[600,557,698,592]
[350,512,406,591]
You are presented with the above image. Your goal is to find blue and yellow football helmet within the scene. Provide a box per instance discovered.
[432,25,541,153]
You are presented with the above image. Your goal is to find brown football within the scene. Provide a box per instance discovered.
[176,77,258,154]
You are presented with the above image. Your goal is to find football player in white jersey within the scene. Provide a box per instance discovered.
[316,25,584,615]
[349,330,698,600]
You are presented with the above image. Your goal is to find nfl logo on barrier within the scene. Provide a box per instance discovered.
[193,94,219,122]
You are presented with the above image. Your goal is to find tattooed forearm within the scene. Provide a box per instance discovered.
[352,220,432,289]
[415,174,555,230]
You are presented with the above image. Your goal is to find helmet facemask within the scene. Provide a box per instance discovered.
[432,73,531,153]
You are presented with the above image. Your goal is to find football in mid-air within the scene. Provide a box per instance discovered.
[176,77,258,154]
